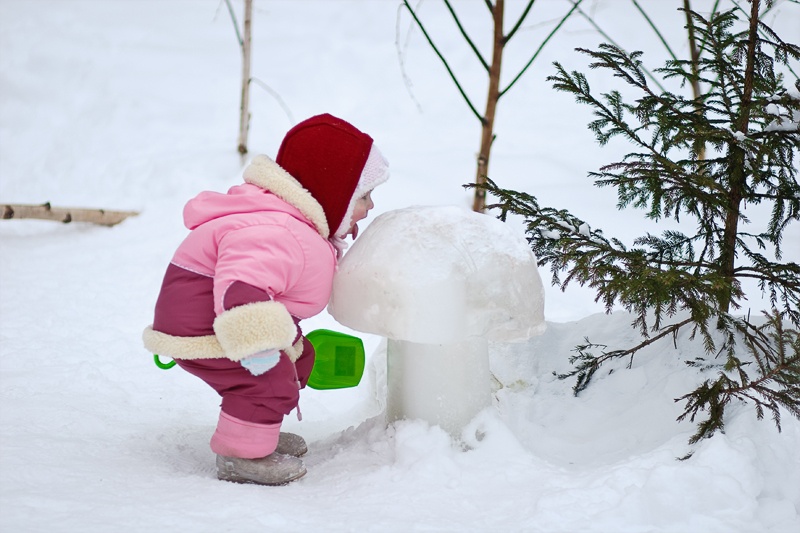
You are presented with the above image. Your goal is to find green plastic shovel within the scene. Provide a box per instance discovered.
[153,329,365,390]
[305,329,365,390]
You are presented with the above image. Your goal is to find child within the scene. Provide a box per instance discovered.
[143,114,389,485]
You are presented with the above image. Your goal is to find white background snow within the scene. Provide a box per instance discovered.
[1,1,799,531]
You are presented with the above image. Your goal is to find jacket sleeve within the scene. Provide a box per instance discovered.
[211,223,304,361]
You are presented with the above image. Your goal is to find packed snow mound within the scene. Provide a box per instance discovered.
[329,205,546,344]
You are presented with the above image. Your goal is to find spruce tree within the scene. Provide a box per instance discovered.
[475,2,800,445]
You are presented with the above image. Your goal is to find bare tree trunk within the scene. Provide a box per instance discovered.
[472,0,504,213]
[2,203,138,227]
[237,0,253,155]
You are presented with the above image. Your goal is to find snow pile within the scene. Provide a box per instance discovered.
[329,205,545,343]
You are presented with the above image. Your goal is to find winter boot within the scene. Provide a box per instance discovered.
[216,453,306,486]
[276,432,307,457]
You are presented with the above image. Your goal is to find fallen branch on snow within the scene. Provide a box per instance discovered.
[1,202,138,227]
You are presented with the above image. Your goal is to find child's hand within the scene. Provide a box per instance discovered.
[240,349,281,376]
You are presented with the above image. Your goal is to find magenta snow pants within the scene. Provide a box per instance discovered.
[175,337,315,425]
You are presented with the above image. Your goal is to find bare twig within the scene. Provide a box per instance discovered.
[503,0,536,43]
[250,77,295,125]
[401,0,484,123]
[632,0,678,61]
[236,0,253,155]
[443,0,489,71]
[501,0,583,96]
[223,0,243,47]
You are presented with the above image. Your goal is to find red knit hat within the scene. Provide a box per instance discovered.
[276,114,376,236]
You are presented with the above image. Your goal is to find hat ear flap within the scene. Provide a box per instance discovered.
[334,143,390,237]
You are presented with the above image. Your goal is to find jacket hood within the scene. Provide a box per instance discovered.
[183,185,299,230]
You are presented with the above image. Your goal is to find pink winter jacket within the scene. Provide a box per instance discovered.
[143,155,337,363]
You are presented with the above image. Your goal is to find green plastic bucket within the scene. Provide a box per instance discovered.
[306,329,365,390]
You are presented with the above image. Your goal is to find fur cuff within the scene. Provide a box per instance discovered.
[284,337,306,363]
[244,155,330,238]
[213,300,298,361]
[142,326,225,360]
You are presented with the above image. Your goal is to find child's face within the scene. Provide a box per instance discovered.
[346,190,374,239]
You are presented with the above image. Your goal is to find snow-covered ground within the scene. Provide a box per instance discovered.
[1,1,798,531]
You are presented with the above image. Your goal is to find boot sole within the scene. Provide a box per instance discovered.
[217,468,307,486]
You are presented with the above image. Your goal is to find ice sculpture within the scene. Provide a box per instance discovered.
[329,205,545,436]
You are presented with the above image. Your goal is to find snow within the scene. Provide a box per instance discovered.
[330,205,545,344]
[1,1,799,532]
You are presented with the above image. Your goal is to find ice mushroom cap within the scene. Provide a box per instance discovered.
[328,205,546,344]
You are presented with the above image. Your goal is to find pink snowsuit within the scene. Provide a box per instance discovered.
[143,114,388,459]
[143,155,338,454]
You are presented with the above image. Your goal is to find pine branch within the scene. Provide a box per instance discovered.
[474,178,741,326]
[557,317,695,395]
[568,0,667,92]
[677,311,800,444]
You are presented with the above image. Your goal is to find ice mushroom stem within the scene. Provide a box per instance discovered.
[386,338,490,437]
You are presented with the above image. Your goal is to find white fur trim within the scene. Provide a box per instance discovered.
[142,326,225,360]
[243,155,330,238]
[284,337,306,363]
[334,143,390,237]
[213,300,297,361]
